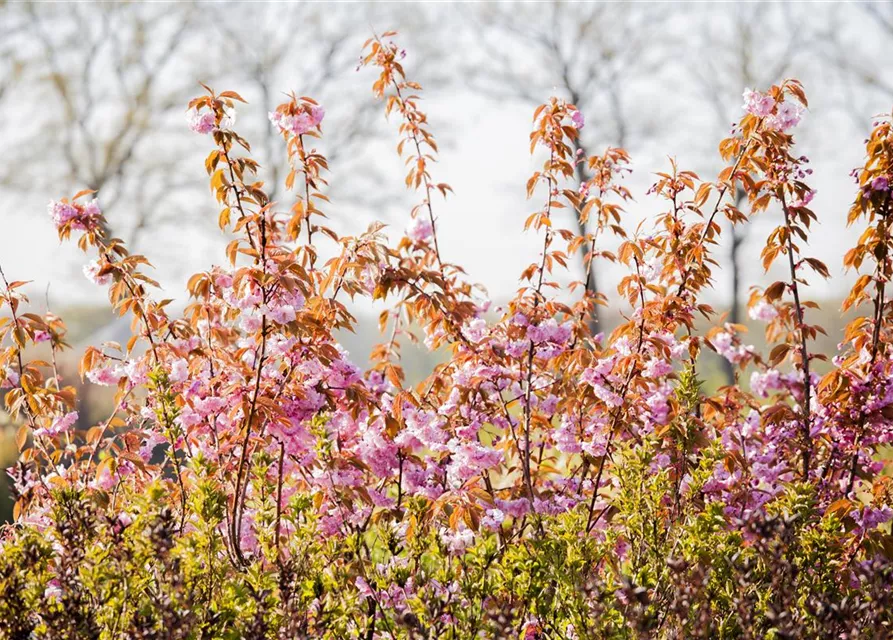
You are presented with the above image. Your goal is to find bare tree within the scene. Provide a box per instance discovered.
[0,3,27,108]
[0,2,424,255]
[819,2,893,130]
[0,2,201,245]
[460,1,671,331]
[689,3,814,383]
[209,2,392,208]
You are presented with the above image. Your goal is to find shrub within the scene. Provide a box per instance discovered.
[1,32,893,639]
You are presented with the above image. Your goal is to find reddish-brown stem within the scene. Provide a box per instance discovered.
[297,134,317,270]
[780,193,812,479]
[232,200,270,564]
[274,441,285,567]
[386,58,444,276]
[845,194,890,494]
[521,147,556,520]
[0,263,37,431]
[585,256,649,533]
[674,130,759,303]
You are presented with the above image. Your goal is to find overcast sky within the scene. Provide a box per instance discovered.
[1,2,891,319]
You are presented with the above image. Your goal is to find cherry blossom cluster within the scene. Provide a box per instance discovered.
[3,45,893,635]
[47,197,102,232]
[742,87,804,131]
[269,101,325,137]
[187,104,235,135]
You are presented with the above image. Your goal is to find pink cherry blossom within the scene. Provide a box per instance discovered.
[790,189,816,208]
[440,525,475,555]
[750,369,783,398]
[643,357,673,379]
[462,317,489,344]
[83,259,112,286]
[34,411,78,438]
[44,579,63,601]
[169,358,189,384]
[712,331,751,364]
[355,576,374,599]
[267,303,297,325]
[583,372,622,408]
[123,359,149,385]
[767,100,803,132]
[91,464,118,491]
[481,508,506,530]
[187,108,217,134]
[742,89,775,117]
[0,367,19,388]
[87,364,123,386]
[310,105,325,126]
[269,107,321,136]
[47,201,79,227]
[48,198,102,232]
[407,215,434,243]
[748,300,778,323]
[851,505,893,533]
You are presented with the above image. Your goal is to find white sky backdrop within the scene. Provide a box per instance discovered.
[0,2,891,320]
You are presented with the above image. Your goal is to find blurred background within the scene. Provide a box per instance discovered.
[1,1,892,520]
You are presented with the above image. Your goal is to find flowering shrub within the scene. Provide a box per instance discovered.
[2,32,893,639]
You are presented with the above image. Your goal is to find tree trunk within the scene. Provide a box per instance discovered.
[721,188,748,386]
[573,141,601,337]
